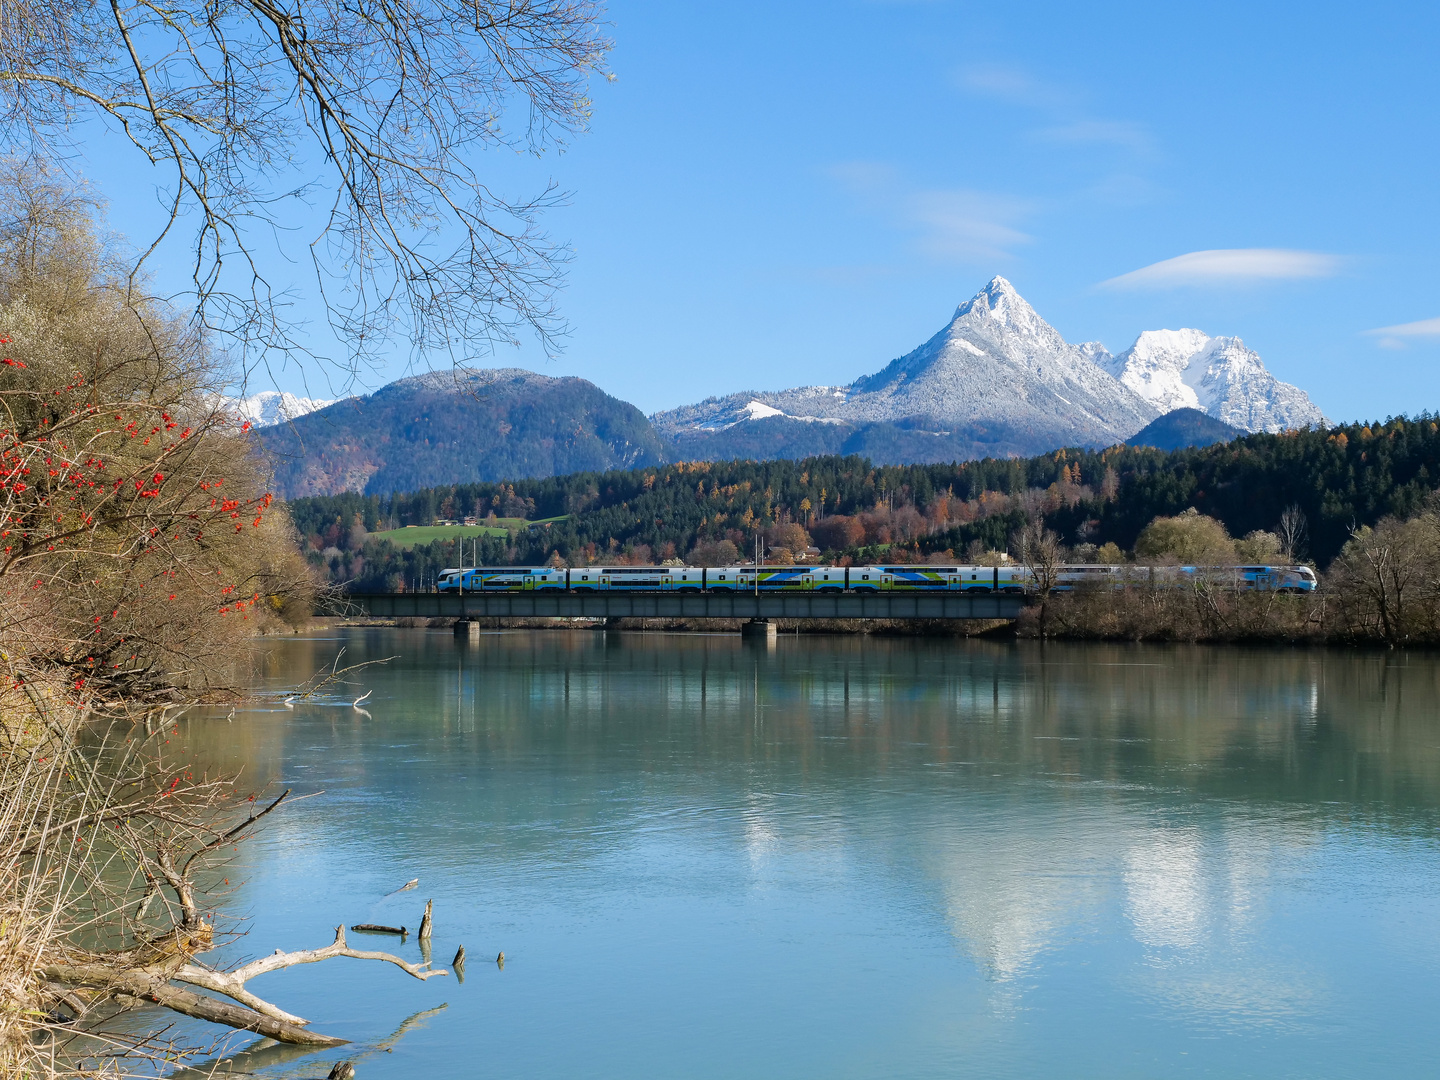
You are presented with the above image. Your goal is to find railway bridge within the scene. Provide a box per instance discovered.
[327,590,1025,637]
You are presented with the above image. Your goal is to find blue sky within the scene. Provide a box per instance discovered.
[92,1,1440,420]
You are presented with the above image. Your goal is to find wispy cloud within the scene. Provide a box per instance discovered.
[1032,119,1152,154]
[955,63,1067,110]
[827,162,1034,263]
[827,160,902,196]
[909,189,1033,262]
[1099,249,1343,289]
[1364,316,1440,350]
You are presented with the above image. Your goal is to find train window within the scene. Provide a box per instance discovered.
[862,574,870,580]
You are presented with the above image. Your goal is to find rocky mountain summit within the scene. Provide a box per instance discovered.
[1103,329,1327,433]
[654,277,1159,458]
[654,278,1327,457]
[229,389,335,427]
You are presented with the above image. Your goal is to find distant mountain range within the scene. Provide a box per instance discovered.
[255,369,666,497]
[231,389,336,427]
[249,277,1329,498]
[653,277,1326,458]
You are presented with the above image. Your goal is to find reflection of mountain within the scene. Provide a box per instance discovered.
[190,632,1440,1044]
[932,830,1105,982]
[1125,829,1206,950]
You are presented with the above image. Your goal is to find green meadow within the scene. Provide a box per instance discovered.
[366,517,568,549]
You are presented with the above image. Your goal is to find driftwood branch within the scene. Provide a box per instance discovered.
[45,925,446,1046]
[226,925,446,984]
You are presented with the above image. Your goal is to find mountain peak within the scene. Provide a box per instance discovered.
[954,275,1046,337]
[1112,329,1327,432]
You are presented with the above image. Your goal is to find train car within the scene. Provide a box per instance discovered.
[437,567,567,592]
[858,565,1030,592]
[1046,564,1317,592]
[436,562,1317,595]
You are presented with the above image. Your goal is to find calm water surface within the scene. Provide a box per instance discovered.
[175,630,1440,1078]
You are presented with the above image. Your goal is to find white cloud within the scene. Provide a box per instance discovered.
[909,189,1033,262]
[1099,249,1343,289]
[827,163,1034,263]
[1364,316,1440,347]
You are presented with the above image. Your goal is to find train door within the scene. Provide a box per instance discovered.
[881,572,894,589]
[522,572,535,591]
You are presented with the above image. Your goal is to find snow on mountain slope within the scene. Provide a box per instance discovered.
[653,276,1158,453]
[229,390,336,427]
[1105,330,1327,433]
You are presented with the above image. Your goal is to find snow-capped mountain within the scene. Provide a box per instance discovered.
[1103,330,1327,433]
[228,390,336,427]
[654,276,1159,454]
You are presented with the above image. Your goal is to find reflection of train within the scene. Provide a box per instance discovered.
[436,563,1318,594]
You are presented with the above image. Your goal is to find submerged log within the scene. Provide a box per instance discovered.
[417,899,433,941]
[115,977,349,1047]
[350,924,406,936]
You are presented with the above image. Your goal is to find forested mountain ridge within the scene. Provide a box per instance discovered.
[1126,408,1243,452]
[290,416,1440,592]
[258,368,668,496]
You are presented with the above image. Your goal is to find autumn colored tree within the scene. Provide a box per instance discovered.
[0,168,440,1075]
[0,163,312,703]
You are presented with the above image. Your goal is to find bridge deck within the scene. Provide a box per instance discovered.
[333,591,1024,621]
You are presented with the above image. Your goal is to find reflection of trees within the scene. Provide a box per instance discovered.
[241,633,1440,820]
[201,632,1440,1004]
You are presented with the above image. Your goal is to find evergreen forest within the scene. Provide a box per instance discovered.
[287,416,1440,592]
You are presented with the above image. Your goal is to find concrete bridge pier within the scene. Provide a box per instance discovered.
[740,619,778,645]
[454,619,481,640]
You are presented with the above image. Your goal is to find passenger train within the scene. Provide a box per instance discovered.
[435,563,1318,594]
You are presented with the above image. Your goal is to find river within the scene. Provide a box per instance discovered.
[174,628,1440,1078]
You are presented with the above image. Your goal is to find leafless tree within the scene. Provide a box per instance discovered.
[1328,510,1440,646]
[1012,519,1064,635]
[0,0,611,389]
[1278,504,1308,563]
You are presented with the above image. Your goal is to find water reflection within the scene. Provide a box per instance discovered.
[178,630,1440,1079]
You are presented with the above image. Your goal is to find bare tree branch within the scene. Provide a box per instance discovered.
[0,0,612,386]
